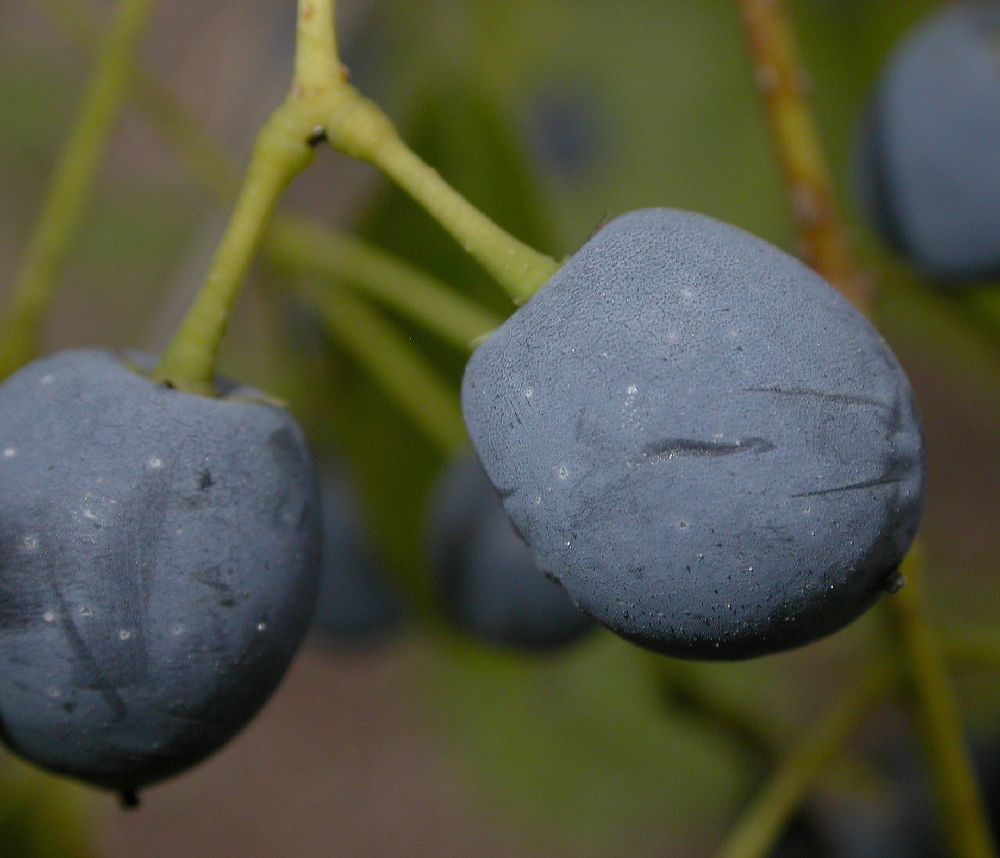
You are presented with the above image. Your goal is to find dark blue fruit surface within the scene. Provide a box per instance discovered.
[462,209,925,659]
[311,468,401,645]
[0,349,321,792]
[428,454,592,650]
[858,3,1000,281]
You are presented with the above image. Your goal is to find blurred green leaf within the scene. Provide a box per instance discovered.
[0,757,95,858]
[422,635,750,858]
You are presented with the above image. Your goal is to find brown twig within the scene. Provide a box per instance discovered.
[736,0,870,312]
[733,4,996,857]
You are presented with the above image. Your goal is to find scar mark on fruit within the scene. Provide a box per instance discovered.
[191,566,231,593]
[791,475,904,498]
[44,571,126,722]
[643,437,775,461]
[745,386,893,412]
[153,705,223,729]
[198,470,214,491]
[101,473,170,687]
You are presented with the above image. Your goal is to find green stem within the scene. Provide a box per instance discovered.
[152,104,314,391]
[323,88,561,303]
[715,661,897,858]
[151,0,358,392]
[139,89,502,351]
[41,0,502,356]
[301,283,466,454]
[0,0,154,379]
[268,216,501,349]
[886,551,998,858]
[294,0,340,90]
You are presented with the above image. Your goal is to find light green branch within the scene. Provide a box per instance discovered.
[322,89,560,303]
[42,0,502,356]
[152,102,315,392]
[151,0,347,392]
[715,661,896,858]
[267,217,501,349]
[294,0,341,91]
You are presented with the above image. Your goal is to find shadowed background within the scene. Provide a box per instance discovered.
[0,1,997,856]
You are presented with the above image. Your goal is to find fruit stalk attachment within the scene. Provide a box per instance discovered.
[154,0,556,392]
[152,99,315,393]
[320,89,560,303]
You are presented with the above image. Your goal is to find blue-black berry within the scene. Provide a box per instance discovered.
[428,454,592,650]
[858,3,1000,281]
[0,349,321,794]
[462,209,925,659]
[311,468,401,645]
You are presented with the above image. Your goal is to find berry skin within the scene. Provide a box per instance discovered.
[858,3,1000,281]
[0,349,321,794]
[311,469,401,645]
[428,454,592,651]
[462,209,925,660]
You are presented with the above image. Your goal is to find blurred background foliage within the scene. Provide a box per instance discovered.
[0,0,997,855]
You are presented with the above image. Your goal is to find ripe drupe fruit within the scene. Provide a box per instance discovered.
[0,350,321,796]
[311,469,401,644]
[462,209,925,659]
[858,3,1000,281]
[428,454,592,650]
